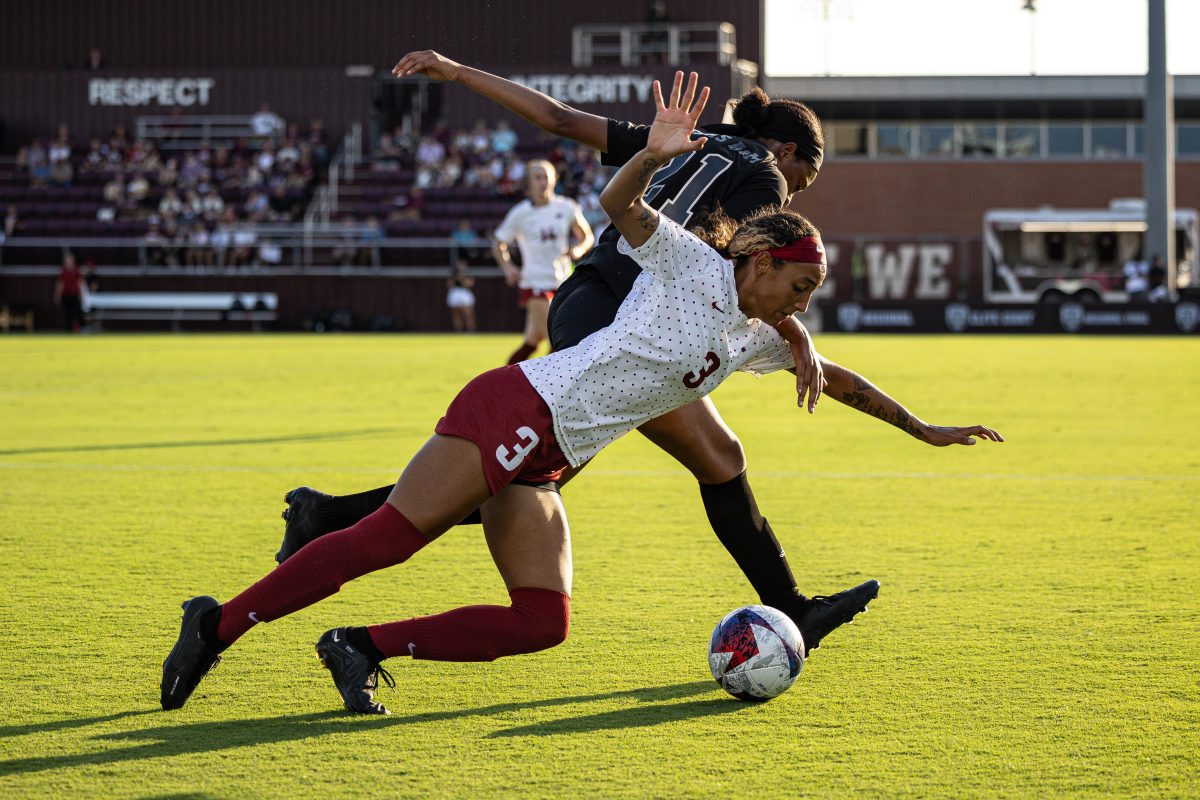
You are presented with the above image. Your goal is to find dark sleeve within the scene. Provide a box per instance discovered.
[600,119,651,167]
[719,164,789,222]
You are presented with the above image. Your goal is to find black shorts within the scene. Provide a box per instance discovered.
[547,266,625,351]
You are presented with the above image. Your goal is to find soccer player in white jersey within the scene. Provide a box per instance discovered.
[492,160,593,364]
[161,74,1002,715]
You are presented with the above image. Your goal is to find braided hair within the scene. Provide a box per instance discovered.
[689,206,819,263]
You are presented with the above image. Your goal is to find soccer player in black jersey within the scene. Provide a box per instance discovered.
[270,53,973,654]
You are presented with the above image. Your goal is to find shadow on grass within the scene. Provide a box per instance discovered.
[0,681,723,776]
[0,427,399,457]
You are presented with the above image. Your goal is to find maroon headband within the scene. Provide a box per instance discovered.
[764,235,826,266]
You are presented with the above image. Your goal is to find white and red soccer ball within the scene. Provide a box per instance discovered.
[708,605,805,700]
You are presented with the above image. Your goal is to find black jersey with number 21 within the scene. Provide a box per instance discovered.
[576,118,789,300]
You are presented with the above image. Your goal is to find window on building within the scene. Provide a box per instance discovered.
[829,123,868,157]
[1090,125,1128,158]
[919,125,956,157]
[1132,125,1145,156]
[1047,125,1085,157]
[962,125,999,157]
[876,125,915,157]
[1004,125,1042,157]
[1178,124,1200,157]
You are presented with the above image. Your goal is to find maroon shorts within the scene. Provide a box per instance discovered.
[434,365,567,495]
[519,288,555,307]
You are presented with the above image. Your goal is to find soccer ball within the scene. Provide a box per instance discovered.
[708,605,805,701]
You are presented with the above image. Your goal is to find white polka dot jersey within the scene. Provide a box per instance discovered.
[519,216,795,467]
[493,195,580,291]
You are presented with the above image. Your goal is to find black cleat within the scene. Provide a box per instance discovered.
[795,579,880,656]
[315,628,395,715]
[277,486,333,564]
[161,596,223,710]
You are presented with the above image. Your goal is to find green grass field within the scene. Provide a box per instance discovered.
[1,333,1197,799]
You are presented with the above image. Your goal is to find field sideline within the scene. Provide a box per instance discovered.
[0,333,1196,799]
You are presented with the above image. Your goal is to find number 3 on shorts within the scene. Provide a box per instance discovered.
[496,426,540,471]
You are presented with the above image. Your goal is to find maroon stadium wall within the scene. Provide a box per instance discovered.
[0,1,762,69]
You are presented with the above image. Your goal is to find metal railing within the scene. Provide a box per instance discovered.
[306,122,362,226]
[572,22,738,67]
[135,115,281,149]
[0,229,494,275]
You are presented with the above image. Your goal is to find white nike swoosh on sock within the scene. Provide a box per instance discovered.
[332,630,340,642]
[249,612,259,622]
[408,642,416,656]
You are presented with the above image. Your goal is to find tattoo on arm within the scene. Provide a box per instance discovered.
[840,374,928,441]
[636,156,661,184]
[637,207,658,232]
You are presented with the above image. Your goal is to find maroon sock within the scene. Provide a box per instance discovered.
[366,587,569,661]
[216,504,428,646]
[506,342,538,365]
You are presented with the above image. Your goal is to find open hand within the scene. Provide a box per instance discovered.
[392,50,463,82]
[646,72,710,162]
[921,424,1005,447]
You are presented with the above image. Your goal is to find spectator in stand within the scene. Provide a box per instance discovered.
[110,124,130,151]
[256,140,276,173]
[4,205,21,239]
[103,171,126,206]
[331,215,361,267]
[289,147,316,190]
[268,185,295,221]
[53,252,86,333]
[160,214,183,267]
[49,157,74,188]
[1123,253,1150,302]
[244,190,270,222]
[23,140,52,186]
[144,221,168,266]
[86,47,104,70]
[276,138,300,172]
[469,119,491,154]
[185,222,213,269]
[375,132,404,168]
[1148,255,1170,302]
[210,209,234,268]
[438,151,464,187]
[82,138,106,173]
[159,188,184,219]
[491,119,518,154]
[251,103,284,138]
[157,157,179,188]
[48,124,72,165]
[415,135,446,169]
[126,171,151,209]
[450,218,478,259]
[391,186,424,220]
[446,258,477,333]
[182,189,204,224]
[201,188,225,222]
[308,119,330,169]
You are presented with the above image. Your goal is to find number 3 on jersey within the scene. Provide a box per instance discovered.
[644,152,734,226]
[496,426,540,471]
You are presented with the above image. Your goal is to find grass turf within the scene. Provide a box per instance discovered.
[0,333,1196,799]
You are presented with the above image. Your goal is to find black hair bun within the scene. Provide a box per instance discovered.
[732,86,772,131]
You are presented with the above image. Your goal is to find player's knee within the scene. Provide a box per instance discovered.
[511,588,570,652]
[690,434,746,484]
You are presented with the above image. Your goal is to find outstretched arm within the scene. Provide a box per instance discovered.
[820,357,1004,446]
[392,50,609,151]
[599,72,709,248]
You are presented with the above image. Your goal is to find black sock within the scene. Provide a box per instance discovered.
[199,606,230,653]
[346,627,386,663]
[318,486,395,533]
[699,472,808,614]
[320,485,482,531]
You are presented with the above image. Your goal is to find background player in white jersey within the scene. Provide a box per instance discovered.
[161,74,1001,715]
[492,160,593,364]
